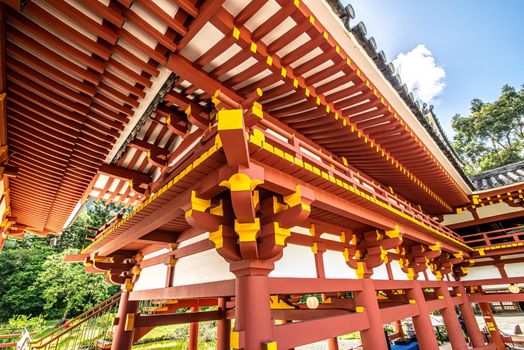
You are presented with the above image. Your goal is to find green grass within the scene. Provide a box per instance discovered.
[133,322,217,349]
[133,340,216,349]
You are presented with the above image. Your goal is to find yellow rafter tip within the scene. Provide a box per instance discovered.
[232,27,240,40]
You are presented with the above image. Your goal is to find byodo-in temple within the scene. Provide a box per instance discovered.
[1,0,523,349]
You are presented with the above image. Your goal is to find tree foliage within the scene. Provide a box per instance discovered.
[0,200,120,322]
[452,84,524,174]
[34,249,117,320]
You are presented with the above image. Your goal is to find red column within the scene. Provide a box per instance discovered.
[188,306,199,350]
[437,287,468,350]
[327,337,339,350]
[406,282,439,350]
[395,320,404,338]
[479,303,505,350]
[111,291,138,350]
[354,279,388,350]
[457,285,486,348]
[234,272,272,350]
[217,298,230,350]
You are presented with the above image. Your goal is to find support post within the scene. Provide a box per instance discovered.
[457,285,486,348]
[479,303,505,350]
[327,337,339,350]
[354,279,388,350]
[112,291,138,350]
[217,298,230,350]
[395,320,404,338]
[232,270,273,350]
[189,306,199,350]
[406,282,439,350]
[437,287,468,350]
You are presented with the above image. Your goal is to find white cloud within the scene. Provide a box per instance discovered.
[393,44,445,103]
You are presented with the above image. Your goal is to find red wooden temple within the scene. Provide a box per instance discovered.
[0,0,523,349]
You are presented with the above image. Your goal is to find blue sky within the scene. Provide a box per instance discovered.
[341,0,524,137]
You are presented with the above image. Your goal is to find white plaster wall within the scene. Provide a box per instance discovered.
[389,260,408,280]
[502,253,524,260]
[134,264,168,291]
[460,265,501,281]
[270,244,317,278]
[476,203,524,219]
[177,232,209,248]
[143,248,170,260]
[322,250,358,279]
[426,268,437,281]
[172,249,234,286]
[504,263,524,278]
[371,263,389,280]
[441,211,475,226]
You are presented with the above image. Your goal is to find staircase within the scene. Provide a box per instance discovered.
[29,292,122,350]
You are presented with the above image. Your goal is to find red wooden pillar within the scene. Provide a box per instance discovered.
[354,279,388,350]
[232,268,272,350]
[437,287,468,350]
[217,298,230,350]
[327,337,339,350]
[479,302,505,350]
[188,306,199,350]
[406,282,439,350]
[111,291,138,350]
[395,320,404,338]
[457,286,485,348]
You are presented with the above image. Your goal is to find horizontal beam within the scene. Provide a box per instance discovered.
[269,278,363,294]
[271,308,349,321]
[461,276,524,286]
[129,280,235,301]
[273,312,368,349]
[380,304,418,323]
[135,310,223,328]
[470,293,524,303]
[99,164,150,186]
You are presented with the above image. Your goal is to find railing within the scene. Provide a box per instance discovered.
[0,330,38,349]
[462,225,524,248]
[29,292,122,350]
[256,120,464,243]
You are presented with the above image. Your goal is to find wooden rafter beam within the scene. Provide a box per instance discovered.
[98,164,151,188]
[138,230,178,245]
[135,310,224,328]
[0,0,24,11]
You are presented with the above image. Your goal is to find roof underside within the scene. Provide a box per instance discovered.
[1,0,474,242]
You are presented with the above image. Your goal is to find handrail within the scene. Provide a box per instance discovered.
[256,123,464,243]
[462,226,524,247]
[30,292,121,347]
[30,297,120,349]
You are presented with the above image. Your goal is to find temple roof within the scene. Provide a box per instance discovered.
[471,161,524,191]
[326,0,474,190]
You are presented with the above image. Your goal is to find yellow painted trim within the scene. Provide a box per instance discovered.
[82,137,223,252]
[247,135,472,251]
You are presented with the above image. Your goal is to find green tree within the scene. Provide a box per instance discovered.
[55,199,122,251]
[452,84,524,174]
[0,245,50,320]
[0,200,121,321]
[33,249,118,320]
